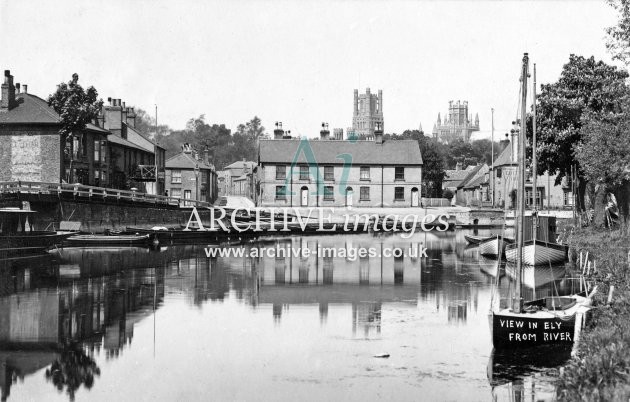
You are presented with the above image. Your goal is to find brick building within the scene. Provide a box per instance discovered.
[100,98,166,194]
[351,88,383,140]
[432,100,479,144]
[0,69,166,194]
[165,144,217,205]
[0,70,109,185]
[258,128,422,207]
[218,160,257,201]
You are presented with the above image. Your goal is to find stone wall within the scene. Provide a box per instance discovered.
[0,127,61,182]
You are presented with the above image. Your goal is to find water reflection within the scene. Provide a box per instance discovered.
[0,229,580,401]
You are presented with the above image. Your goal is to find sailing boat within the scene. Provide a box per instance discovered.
[491,54,593,349]
[504,62,568,266]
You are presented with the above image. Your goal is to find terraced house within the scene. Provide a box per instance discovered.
[257,127,423,207]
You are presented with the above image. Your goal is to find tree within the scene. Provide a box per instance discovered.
[575,102,630,226]
[535,54,628,211]
[606,0,630,64]
[47,73,103,137]
[133,108,171,139]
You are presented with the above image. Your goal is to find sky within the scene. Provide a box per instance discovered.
[0,0,622,139]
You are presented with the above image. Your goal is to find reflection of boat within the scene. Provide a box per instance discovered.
[504,263,566,289]
[0,208,77,255]
[478,256,500,278]
[505,239,568,266]
[491,54,592,350]
[464,234,487,244]
[66,233,151,246]
[487,345,572,386]
[478,235,514,257]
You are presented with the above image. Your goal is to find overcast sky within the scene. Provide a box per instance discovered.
[0,0,621,139]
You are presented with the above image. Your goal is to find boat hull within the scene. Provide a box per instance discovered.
[492,311,577,348]
[66,234,150,246]
[478,236,513,257]
[0,231,77,255]
[505,240,567,265]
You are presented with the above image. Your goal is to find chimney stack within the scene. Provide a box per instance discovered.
[126,107,136,128]
[374,122,383,144]
[22,84,27,94]
[1,70,16,111]
[102,96,123,135]
[15,83,20,94]
[320,122,330,140]
[274,121,284,140]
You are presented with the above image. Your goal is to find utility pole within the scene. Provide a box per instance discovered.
[491,108,495,207]
[155,104,159,195]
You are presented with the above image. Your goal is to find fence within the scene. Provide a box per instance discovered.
[421,197,451,207]
[0,181,212,209]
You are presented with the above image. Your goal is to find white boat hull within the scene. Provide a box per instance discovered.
[478,236,512,257]
[505,240,567,266]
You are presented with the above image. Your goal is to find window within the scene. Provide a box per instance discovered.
[324,186,334,200]
[276,165,286,180]
[496,168,502,178]
[172,170,182,183]
[360,166,370,180]
[184,190,192,206]
[324,166,334,181]
[81,134,87,157]
[395,167,405,181]
[360,186,370,201]
[100,141,107,163]
[94,140,101,162]
[299,165,309,180]
[101,169,107,185]
[275,185,286,200]
[171,188,182,198]
[526,188,543,207]
[564,191,573,206]
[394,187,405,201]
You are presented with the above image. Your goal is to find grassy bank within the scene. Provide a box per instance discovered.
[556,228,630,401]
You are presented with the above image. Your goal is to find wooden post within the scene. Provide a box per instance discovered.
[608,285,615,304]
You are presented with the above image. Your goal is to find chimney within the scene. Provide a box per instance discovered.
[374,122,383,144]
[456,162,462,171]
[203,148,210,165]
[320,122,330,140]
[1,70,16,111]
[274,121,284,139]
[121,102,128,124]
[22,84,27,94]
[333,128,343,140]
[126,107,136,128]
[102,97,123,135]
[15,83,20,94]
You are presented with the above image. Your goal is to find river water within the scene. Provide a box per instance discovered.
[0,229,583,401]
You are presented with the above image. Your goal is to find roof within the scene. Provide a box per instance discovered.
[492,145,516,168]
[224,160,256,170]
[0,93,61,124]
[457,164,486,189]
[166,152,214,170]
[259,139,423,165]
[463,174,486,189]
[123,122,166,150]
[107,133,152,152]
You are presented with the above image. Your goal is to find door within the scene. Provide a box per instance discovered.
[346,187,353,207]
[300,187,308,207]
[411,188,419,207]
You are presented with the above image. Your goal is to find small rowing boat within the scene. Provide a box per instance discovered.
[66,233,150,246]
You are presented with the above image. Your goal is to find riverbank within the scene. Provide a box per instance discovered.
[556,228,630,400]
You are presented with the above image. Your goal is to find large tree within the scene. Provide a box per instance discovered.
[606,0,630,64]
[535,54,628,211]
[47,73,103,137]
[575,102,630,227]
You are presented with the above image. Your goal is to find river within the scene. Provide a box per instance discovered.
[0,229,583,401]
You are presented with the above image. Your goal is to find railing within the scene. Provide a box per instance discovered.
[421,197,451,207]
[0,181,212,209]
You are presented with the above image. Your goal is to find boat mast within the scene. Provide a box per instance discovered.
[491,108,495,206]
[514,53,529,313]
[532,64,538,242]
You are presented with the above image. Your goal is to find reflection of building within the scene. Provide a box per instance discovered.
[352,302,382,338]
[432,100,479,144]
